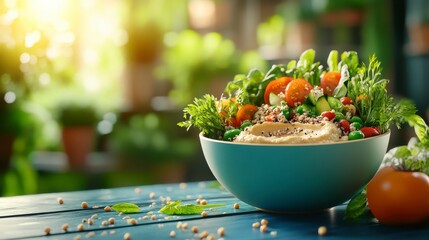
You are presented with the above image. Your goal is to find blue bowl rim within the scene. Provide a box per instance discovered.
[199,130,390,147]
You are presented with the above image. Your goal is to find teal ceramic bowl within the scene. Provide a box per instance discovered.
[200,131,390,212]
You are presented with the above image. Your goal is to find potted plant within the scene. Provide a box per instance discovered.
[57,103,98,170]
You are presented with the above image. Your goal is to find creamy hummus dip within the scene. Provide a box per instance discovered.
[234,121,346,144]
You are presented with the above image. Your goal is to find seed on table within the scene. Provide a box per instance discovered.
[82,218,87,223]
[57,197,64,204]
[169,230,176,238]
[149,192,156,199]
[102,220,108,226]
[142,216,149,220]
[179,182,187,189]
[88,219,94,225]
[201,211,208,217]
[176,222,182,229]
[77,223,85,231]
[200,199,207,205]
[252,222,260,228]
[199,231,208,239]
[129,218,137,225]
[261,219,269,226]
[217,227,225,236]
[233,203,240,209]
[270,231,278,236]
[196,198,201,204]
[109,217,115,225]
[318,226,327,236]
[91,214,98,219]
[61,223,69,232]
[134,187,142,194]
[182,222,189,230]
[104,206,111,212]
[260,224,268,233]
[81,201,88,209]
[191,226,199,233]
[124,232,131,240]
[44,227,51,235]
[206,235,215,240]
[151,215,157,220]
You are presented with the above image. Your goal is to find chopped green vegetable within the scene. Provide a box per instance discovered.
[345,189,368,219]
[111,203,140,214]
[159,200,225,215]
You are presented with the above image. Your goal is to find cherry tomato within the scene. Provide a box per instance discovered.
[339,119,350,133]
[321,111,335,121]
[264,77,293,104]
[360,127,380,138]
[340,97,353,105]
[226,117,240,128]
[236,104,258,125]
[320,71,341,96]
[285,78,313,107]
[367,166,429,225]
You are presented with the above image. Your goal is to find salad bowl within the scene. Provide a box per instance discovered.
[200,131,390,212]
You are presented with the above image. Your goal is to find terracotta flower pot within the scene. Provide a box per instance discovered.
[61,127,95,170]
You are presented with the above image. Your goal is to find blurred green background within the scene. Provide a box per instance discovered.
[0,0,428,196]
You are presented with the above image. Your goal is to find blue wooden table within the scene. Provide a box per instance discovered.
[1,181,428,239]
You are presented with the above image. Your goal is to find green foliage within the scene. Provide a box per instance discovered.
[110,113,198,162]
[112,202,140,214]
[159,200,225,215]
[57,104,98,127]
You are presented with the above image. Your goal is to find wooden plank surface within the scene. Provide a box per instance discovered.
[0,181,428,239]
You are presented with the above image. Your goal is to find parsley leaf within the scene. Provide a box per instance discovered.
[111,202,140,214]
[159,200,225,215]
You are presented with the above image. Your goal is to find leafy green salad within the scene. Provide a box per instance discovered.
[179,49,416,143]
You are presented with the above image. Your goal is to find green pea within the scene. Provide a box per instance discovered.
[348,130,365,140]
[350,121,362,130]
[350,116,363,124]
[223,129,241,141]
[282,108,291,119]
[334,112,345,121]
[240,121,253,130]
[296,104,315,116]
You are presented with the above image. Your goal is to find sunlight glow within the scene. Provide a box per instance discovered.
[27,0,68,23]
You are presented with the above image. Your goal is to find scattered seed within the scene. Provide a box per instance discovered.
[149,192,156,199]
[124,232,131,240]
[233,203,240,209]
[81,201,88,209]
[207,235,215,240]
[201,211,208,217]
[261,219,269,226]
[86,231,96,238]
[179,182,187,189]
[200,199,207,205]
[318,226,327,236]
[252,222,260,228]
[109,217,115,225]
[176,222,182,229]
[102,221,108,226]
[199,231,209,239]
[151,215,157,220]
[82,218,87,223]
[134,188,142,194]
[196,198,201,204]
[260,224,268,233]
[77,223,84,231]
[74,235,81,240]
[169,230,176,238]
[191,226,199,233]
[128,218,137,225]
[104,206,111,212]
[217,227,225,236]
[147,211,154,215]
[270,231,278,236]
[182,222,189,230]
[92,205,99,209]
[88,219,94,225]
[91,214,98,219]
[142,216,149,220]
[44,227,51,235]
[57,198,64,204]
[61,224,69,232]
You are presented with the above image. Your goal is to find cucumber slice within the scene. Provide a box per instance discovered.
[315,96,331,115]
[269,92,282,106]
[308,88,324,105]
[327,96,344,112]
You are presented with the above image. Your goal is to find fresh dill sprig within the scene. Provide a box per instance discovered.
[178,94,225,139]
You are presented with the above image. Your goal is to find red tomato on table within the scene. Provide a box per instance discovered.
[366,166,429,225]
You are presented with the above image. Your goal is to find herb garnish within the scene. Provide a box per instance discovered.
[159,200,225,215]
[111,203,140,214]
